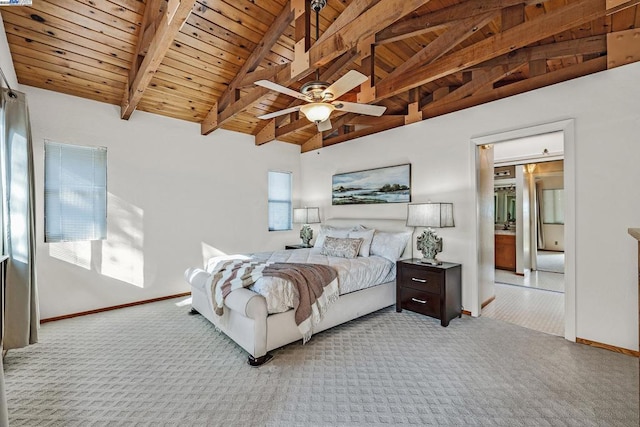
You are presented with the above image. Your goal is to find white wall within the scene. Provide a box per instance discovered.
[301,62,640,352]
[23,87,301,319]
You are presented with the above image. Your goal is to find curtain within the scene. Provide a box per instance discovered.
[1,88,39,350]
[536,180,545,250]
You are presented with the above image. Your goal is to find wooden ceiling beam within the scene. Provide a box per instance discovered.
[301,133,323,153]
[238,64,289,88]
[421,62,528,117]
[322,116,406,147]
[325,57,606,147]
[347,115,404,126]
[201,1,295,134]
[384,11,498,83]
[376,0,549,45]
[606,0,640,14]
[321,113,359,136]
[423,57,607,119]
[121,0,195,120]
[275,1,606,143]
[471,35,607,69]
[375,0,608,100]
[128,0,163,82]
[296,0,433,79]
[607,27,640,69]
[315,0,381,45]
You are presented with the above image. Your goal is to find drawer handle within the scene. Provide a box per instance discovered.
[411,278,427,283]
[411,297,427,304]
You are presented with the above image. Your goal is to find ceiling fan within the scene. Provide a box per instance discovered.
[255,0,386,132]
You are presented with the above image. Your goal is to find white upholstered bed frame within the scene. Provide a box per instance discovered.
[186,218,412,365]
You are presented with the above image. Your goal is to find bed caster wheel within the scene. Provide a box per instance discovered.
[189,307,200,315]
[248,354,273,367]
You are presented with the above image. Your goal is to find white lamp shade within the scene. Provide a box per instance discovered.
[293,207,320,224]
[299,103,335,123]
[406,203,454,228]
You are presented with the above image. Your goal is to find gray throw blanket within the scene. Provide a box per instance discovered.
[210,259,339,343]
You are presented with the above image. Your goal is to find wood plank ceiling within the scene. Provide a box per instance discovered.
[1,0,639,151]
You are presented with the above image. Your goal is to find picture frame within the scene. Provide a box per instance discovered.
[332,164,411,205]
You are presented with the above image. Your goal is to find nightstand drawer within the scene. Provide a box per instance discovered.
[400,287,440,318]
[400,266,442,293]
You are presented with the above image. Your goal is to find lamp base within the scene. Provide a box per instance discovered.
[300,224,313,247]
[419,257,442,266]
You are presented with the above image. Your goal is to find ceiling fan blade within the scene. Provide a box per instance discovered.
[257,105,301,120]
[333,101,386,116]
[323,70,368,100]
[255,80,310,102]
[317,118,333,132]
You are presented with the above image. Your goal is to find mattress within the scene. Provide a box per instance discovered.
[202,248,396,314]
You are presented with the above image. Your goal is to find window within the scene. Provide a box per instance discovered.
[268,171,292,231]
[44,140,107,242]
[542,188,564,225]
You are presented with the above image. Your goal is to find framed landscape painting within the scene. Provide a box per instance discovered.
[332,164,411,205]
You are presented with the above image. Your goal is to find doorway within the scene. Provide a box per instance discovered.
[471,120,576,342]
[495,160,565,293]
[490,158,565,336]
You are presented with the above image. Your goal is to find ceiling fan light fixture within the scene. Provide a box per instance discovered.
[300,102,335,123]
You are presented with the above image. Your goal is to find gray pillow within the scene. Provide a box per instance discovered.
[321,237,363,259]
[370,231,412,261]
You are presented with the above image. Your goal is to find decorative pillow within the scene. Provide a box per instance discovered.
[321,237,363,259]
[370,231,412,262]
[313,225,351,248]
[348,228,375,257]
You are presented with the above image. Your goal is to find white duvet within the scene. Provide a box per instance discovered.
[203,248,396,314]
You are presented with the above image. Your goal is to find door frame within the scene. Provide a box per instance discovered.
[469,119,576,341]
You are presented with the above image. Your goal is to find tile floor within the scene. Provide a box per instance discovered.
[482,283,565,336]
[484,254,565,336]
[494,268,565,293]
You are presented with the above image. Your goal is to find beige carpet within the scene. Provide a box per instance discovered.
[3,297,638,426]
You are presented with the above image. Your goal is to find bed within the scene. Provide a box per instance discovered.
[184,218,412,366]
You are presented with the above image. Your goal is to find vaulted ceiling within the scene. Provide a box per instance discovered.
[1,0,639,151]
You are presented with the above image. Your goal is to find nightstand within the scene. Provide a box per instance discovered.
[396,259,462,326]
[285,244,312,250]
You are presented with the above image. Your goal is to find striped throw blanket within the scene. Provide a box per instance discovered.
[209,259,339,343]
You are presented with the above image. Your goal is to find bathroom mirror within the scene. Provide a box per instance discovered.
[494,187,516,224]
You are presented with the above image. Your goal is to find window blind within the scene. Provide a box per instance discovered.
[268,171,292,231]
[44,141,107,242]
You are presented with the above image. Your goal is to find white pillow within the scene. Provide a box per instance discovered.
[313,225,351,248]
[370,231,412,262]
[348,228,375,257]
